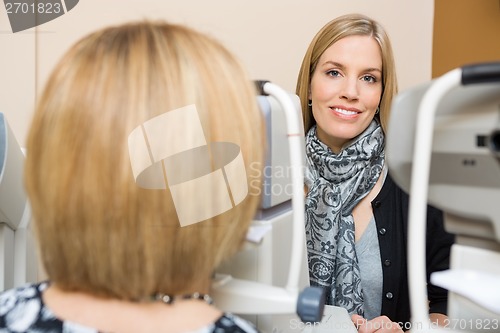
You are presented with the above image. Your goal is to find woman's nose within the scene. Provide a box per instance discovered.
[340,77,359,100]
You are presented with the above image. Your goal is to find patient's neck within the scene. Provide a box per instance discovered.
[42,283,222,333]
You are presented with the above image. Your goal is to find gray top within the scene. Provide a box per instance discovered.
[355,216,383,320]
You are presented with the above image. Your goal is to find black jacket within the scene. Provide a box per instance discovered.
[371,173,455,327]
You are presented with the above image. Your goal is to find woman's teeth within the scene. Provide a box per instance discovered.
[332,107,358,115]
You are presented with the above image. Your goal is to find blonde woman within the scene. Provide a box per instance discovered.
[0,21,264,332]
[296,14,454,331]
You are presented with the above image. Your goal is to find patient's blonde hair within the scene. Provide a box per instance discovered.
[25,21,264,300]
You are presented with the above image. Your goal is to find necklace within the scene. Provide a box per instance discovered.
[153,292,214,305]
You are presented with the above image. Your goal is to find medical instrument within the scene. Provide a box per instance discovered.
[213,81,358,333]
[0,113,37,290]
[212,81,326,331]
[387,62,500,332]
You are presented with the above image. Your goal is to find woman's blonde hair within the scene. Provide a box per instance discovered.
[296,13,398,133]
[25,21,264,300]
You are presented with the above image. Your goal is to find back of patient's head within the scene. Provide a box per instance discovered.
[25,21,264,300]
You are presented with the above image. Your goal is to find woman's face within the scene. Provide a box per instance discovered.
[309,35,383,153]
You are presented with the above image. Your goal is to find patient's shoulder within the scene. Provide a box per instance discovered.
[0,281,74,332]
[0,281,47,312]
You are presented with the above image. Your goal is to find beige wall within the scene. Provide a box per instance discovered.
[1,0,435,147]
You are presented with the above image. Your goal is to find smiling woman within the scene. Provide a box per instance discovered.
[295,13,455,332]
[309,35,383,153]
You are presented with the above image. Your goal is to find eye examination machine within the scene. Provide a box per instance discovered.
[387,62,500,332]
[0,113,37,292]
[213,81,357,333]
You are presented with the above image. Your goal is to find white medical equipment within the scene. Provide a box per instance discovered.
[387,62,500,332]
[213,81,357,333]
[213,81,323,331]
[0,113,37,291]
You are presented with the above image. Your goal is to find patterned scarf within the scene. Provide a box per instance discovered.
[304,120,385,316]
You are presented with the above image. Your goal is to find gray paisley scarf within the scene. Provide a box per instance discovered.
[304,119,385,316]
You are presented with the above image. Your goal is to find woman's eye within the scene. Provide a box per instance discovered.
[326,70,341,77]
[362,75,377,83]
